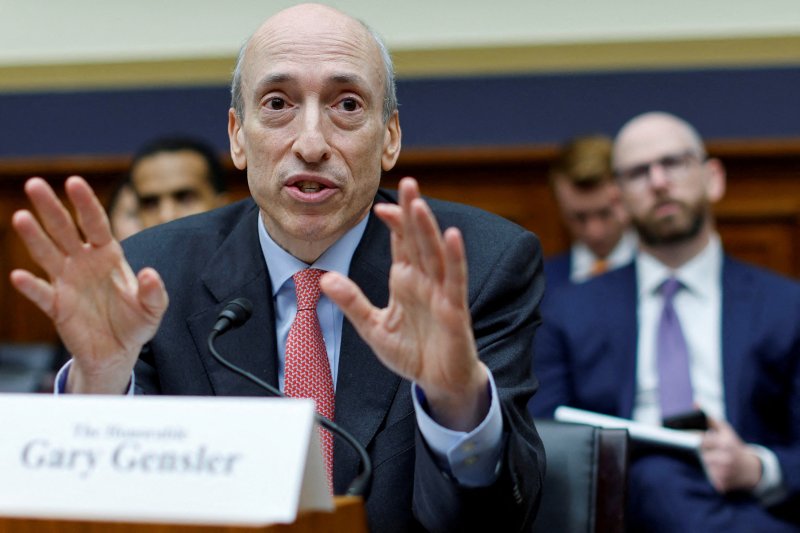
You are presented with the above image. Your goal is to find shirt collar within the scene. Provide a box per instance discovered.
[571,230,638,279]
[637,233,722,299]
[257,212,370,295]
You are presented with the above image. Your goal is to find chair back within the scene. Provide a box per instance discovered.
[532,419,629,533]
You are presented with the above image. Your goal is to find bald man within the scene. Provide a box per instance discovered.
[530,111,800,531]
[11,4,544,531]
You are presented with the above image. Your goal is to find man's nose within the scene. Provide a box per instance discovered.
[157,198,177,224]
[647,163,671,189]
[292,107,332,164]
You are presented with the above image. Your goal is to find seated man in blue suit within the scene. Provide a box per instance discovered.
[10,4,544,531]
[544,135,637,288]
[531,111,799,531]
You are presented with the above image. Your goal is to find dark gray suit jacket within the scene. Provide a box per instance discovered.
[123,189,546,532]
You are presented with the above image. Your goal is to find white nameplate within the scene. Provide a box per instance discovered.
[0,394,332,525]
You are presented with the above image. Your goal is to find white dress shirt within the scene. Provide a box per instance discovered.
[632,235,782,501]
[570,230,638,283]
[632,235,724,425]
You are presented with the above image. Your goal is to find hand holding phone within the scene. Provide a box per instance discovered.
[663,409,709,431]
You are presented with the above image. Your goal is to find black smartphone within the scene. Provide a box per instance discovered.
[663,410,709,431]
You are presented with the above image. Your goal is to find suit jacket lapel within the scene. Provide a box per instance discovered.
[333,200,404,487]
[186,202,280,396]
[616,264,640,418]
[181,194,402,486]
[720,257,753,429]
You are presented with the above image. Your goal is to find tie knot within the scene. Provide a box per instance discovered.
[293,268,325,310]
[591,258,609,276]
[660,276,682,302]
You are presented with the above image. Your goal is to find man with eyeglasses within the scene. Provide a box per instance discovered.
[530,111,800,531]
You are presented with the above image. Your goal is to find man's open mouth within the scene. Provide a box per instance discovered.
[294,181,327,193]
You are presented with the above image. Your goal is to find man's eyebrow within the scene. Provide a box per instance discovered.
[253,73,293,95]
[254,72,369,93]
[330,73,368,87]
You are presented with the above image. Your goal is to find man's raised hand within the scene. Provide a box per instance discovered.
[10,176,167,393]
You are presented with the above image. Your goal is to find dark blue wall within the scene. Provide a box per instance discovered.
[2,66,798,158]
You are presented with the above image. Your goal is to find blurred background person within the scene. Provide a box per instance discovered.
[532,112,800,531]
[129,135,229,228]
[107,177,142,240]
[545,134,637,288]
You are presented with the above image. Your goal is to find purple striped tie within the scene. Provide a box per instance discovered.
[657,277,694,419]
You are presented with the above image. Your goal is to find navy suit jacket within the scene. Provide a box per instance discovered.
[542,251,572,292]
[123,190,546,532]
[530,259,800,519]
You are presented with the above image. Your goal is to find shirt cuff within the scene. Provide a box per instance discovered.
[749,444,787,506]
[412,371,504,487]
[54,359,136,396]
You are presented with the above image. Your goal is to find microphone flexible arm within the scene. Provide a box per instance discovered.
[207,302,372,498]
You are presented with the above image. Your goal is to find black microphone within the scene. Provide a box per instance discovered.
[212,297,253,333]
[207,298,372,497]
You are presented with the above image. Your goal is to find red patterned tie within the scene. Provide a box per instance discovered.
[284,268,335,492]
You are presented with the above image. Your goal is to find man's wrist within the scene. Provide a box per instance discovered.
[413,370,504,487]
[748,444,786,505]
[743,448,763,490]
[422,362,490,432]
[66,359,135,394]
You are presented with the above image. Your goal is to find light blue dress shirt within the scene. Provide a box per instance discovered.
[256,213,503,487]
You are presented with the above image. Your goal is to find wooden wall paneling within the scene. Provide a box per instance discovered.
[0,223,10,341]
[713,144,800,277]
[715,198,800,278]
[384,145,571,256]
[1,139,799,343]
[718,221,797,275]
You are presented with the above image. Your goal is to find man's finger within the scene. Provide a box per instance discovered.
[443,227,469,306]
[398,178,422,268]
[24,178,85,254]
[410,198,445,281]
[320,271,379,342]
[12,210,66,279]
[65,176,114,248]
[373,203,402,230]
[374,203,407,264]
[9,269,55,318]
[136,268,169,319]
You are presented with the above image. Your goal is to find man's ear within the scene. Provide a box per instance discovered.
[704,158,726,203]
[381,111,402,171]
[228,108,247,170]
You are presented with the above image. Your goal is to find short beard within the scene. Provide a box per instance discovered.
[635,208,705,246]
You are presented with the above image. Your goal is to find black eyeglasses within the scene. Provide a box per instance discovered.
[614,151,705,188]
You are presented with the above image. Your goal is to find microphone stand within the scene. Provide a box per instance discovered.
[207,311,372,498]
